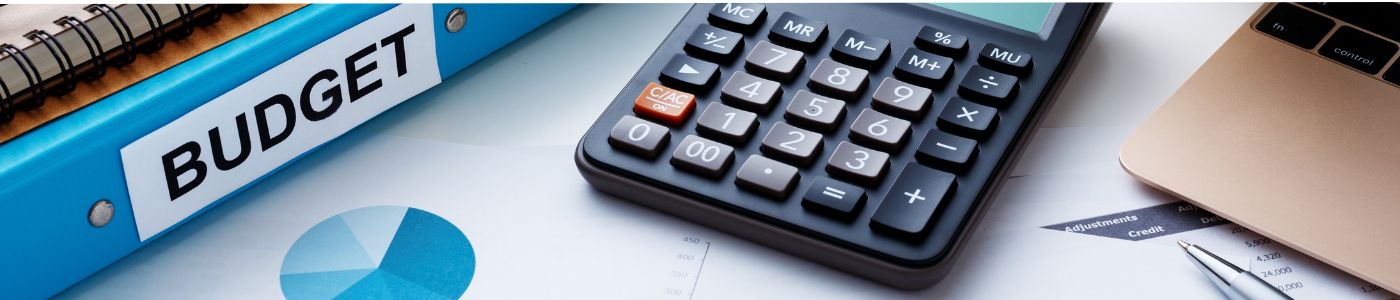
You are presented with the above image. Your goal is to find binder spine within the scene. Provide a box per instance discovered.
[0,4,240,125]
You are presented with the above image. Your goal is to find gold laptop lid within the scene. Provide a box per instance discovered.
[1121,3,1400,293]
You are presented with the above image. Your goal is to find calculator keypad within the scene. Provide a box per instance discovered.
[588,3,1073,264]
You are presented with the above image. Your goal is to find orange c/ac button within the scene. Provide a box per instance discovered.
[633,82,696,126]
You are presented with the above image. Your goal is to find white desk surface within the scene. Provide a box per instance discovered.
[62,3,1290,299]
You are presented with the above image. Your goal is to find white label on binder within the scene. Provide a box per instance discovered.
[121,5,441,241]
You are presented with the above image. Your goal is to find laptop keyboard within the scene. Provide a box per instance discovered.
[1256,3,1400,85]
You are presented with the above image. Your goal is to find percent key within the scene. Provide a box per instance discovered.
[916,26,968,55]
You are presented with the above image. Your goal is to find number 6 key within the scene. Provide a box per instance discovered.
[849,108,911,151]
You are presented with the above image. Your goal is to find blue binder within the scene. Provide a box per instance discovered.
[0,4,571,298]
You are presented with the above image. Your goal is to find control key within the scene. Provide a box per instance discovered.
[1318,26,1398,75]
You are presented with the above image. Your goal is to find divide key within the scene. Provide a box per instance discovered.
[958,66,1017,103]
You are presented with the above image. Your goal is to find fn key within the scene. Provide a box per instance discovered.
[871,163,955,239]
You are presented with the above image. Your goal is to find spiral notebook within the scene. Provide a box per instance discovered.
[0,4,303,143]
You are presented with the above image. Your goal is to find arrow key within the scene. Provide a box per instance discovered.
[661,54,719,92]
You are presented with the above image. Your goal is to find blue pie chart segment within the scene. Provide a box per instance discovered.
[281,206,475,299]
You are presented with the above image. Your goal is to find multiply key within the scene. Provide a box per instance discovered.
[937,97,997,137]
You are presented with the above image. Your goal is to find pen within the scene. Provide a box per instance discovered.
[1178,240,1293,300]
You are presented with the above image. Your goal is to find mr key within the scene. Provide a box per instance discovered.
[577,3,1108,289]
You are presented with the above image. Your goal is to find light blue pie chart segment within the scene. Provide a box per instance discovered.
[281,206,475,300]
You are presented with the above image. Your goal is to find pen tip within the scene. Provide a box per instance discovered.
[1177,240,1190,249]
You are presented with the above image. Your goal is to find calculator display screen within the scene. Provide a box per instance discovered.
[932,3,1055,33]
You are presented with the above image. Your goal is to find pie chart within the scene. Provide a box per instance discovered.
[280,206,475,299]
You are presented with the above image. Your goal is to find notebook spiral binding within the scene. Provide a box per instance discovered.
[0,4,250,125]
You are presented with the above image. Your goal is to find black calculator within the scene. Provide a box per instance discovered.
[576,3,1106,288]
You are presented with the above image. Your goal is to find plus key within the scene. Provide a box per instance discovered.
[871,163,956,239]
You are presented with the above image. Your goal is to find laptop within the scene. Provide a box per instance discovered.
[1121,2,1400,293]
